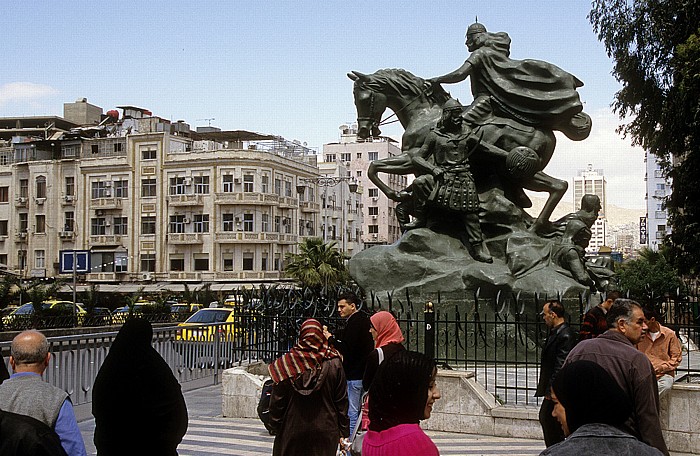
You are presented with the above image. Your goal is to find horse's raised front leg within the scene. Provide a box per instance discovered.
[368,155,414,201]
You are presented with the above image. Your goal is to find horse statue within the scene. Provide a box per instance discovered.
[348,68,571,233]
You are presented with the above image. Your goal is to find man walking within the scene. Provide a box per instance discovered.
[579,290,621,340]
[534,300,575,447]
[0,330,87,456]
[638,307,682,396]
[323,292,374,434]
[566,299,669,455]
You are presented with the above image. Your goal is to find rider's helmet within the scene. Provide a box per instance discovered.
[466,21,487,37]
[442,98,463,113]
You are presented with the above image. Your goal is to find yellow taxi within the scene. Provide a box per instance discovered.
[2,300,87,327]
[176,307,238,341]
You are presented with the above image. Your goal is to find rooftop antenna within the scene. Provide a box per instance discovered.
[197,118,215,126]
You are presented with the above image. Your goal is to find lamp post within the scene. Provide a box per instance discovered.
[298,177,358,251]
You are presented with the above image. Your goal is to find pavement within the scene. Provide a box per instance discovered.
[79,384,545,456]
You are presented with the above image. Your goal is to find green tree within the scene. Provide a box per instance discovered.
[284,238,350,290]
[589,0,700,274]
[0,274,19,308]
[616,248,683,307]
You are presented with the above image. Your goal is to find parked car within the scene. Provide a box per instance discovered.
[111,301,163,324]
[2,300,87,328]
[83,307,113,326]
[170,303,203,322]
[176,307,239,341]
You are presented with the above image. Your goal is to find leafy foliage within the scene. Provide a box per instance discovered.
[589,0,700,274]
[616,248,683,306]
[284,238,350,290]
[0,274,18,308]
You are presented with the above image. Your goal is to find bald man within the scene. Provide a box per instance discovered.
[0,330,86,456]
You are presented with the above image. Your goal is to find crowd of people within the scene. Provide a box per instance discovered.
[0,289,683,456]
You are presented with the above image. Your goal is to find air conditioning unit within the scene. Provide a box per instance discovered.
[104,181,112,187]
[59,231,72,238]
[16,197,26,203]
[371,215,378,220]
[372,197,378,202]
[183,218,191,224]
[96,209,105,216]
[234,216,241,223]
[140,272,153,281]
[184,177,192,186]
[371,233,378,239]
[64,195,74,202]
[18,232,27,239]
[35,198,44,205]
[234,177,242,184]
[105,221,111,227]
[104,189,112,197]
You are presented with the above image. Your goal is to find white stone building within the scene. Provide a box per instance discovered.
[573,164,607,253]
[644,151,672,251]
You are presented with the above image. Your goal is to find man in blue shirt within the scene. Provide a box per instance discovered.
[0,330,87,456]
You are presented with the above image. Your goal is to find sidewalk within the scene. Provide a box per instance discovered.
[79,384,545,455]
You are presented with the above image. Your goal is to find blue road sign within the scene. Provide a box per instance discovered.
[59,250,90,274]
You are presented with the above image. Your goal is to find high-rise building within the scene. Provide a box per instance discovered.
[573,164,607,253]
[644,151,671,251]
[322,124,406,247]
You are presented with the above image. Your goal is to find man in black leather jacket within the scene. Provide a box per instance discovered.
[535,300,575,447]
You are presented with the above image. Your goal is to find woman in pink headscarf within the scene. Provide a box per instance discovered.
[360,311,406,430]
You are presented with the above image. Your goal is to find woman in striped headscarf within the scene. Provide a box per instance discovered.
[268,318,350,456]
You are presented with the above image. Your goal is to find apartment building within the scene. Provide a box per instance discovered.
[645,151,672,251]
[0,100,323,289]
[573,164,607,253]
[322,124,406,247]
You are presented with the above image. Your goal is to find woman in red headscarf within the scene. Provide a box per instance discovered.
[268,318,349,456]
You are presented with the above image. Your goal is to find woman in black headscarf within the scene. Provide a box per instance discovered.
[541,360,662,455]
[92,318,188,455]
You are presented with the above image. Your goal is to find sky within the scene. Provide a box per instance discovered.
[2,1,646,209]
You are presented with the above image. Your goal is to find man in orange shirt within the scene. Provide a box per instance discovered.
[637,307,682,396]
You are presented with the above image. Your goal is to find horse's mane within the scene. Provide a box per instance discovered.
[365,68,450,105]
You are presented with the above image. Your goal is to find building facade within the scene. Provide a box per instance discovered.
[322,124,406,247]
[0,101,326,289]
[573,164,607,253]
[644,151,671,251]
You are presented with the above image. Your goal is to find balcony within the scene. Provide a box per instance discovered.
[89,235,123,246]
[300,201,321,213]
[168,233,203,244]
[15,232,27,242]
[92,197,123,210]
[14,197,28,208]
[214,231,297,244]
[61,195,76,206]
[214,271,283,280]
[167,272,202,281]
[59,231,75,241]
[655,231,666,240]
[168,194,204,206]
[215,192,279,206]
[278,196,299,208]
[86,272,119,282]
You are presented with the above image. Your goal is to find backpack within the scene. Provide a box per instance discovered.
[257,379,275,435]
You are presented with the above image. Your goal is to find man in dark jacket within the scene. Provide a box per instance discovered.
[535,300,575,447]
[323,292,374,434]
[566,299,669,455]
[0,409,68,456]
[578,290,620,340]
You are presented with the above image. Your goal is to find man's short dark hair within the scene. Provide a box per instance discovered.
[337,291,360,307]
[606,298,641,328]
[605,290,621,302]
[642,306,661,323]
[545,300,565,318]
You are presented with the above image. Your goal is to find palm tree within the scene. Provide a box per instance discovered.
[284,238,349,290]
[0,274,19,308]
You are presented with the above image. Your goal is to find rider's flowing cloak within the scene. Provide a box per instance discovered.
[466,32,584,128]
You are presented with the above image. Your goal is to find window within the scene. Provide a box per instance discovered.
[19,179,28,198]
[142,178,157,197]
[243,174,254,192]
[0,220,7,236]
[223,214,235,232]
[64,212,74,232]
[261,175,269,193]
[223,254,234,271]
[368,151,379,161]
[113,217,128,235]
[223,175,235,193]
[261,213,269,232]
[261,254,268,271]
[325,154,336,162]
[35,215,45,234]
[356,170,362,178]
[194,214,209,233]
[169,177,186,195]
[62,144,79,158]
[368,207,379,216]
[193,254,209,271]
[656,183,665,190]
[368,225,379,234]
[194,175,210,194]
[169,215,186,233]
[274,178,282,196]
[274,215,281,233]
[368,188,379,197]
[141,254,156,272]
[35,250,45,269]
[283,217,291,233]
[170,256,185,271]
[284,180,292,197]
[91,181,110,199]
[91,218,107,235]
[19,213,28,232]
[243,213,254,232]
[142,216,156,235]
[35,176,46,199]
[0,187,8,203]
[18,250,27,270]
[114,180,128,198]
[341,153,351,162]
[357,153,362,159]
[65,177,74,196]
[0,254,6,266]
[141,146,157,160]
[242,253,254,271]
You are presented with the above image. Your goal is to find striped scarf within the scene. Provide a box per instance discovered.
[268,319,341,384]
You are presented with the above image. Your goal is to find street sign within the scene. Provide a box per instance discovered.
[59,250,90,274]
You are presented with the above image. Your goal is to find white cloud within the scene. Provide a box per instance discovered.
[0,82,59,107]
